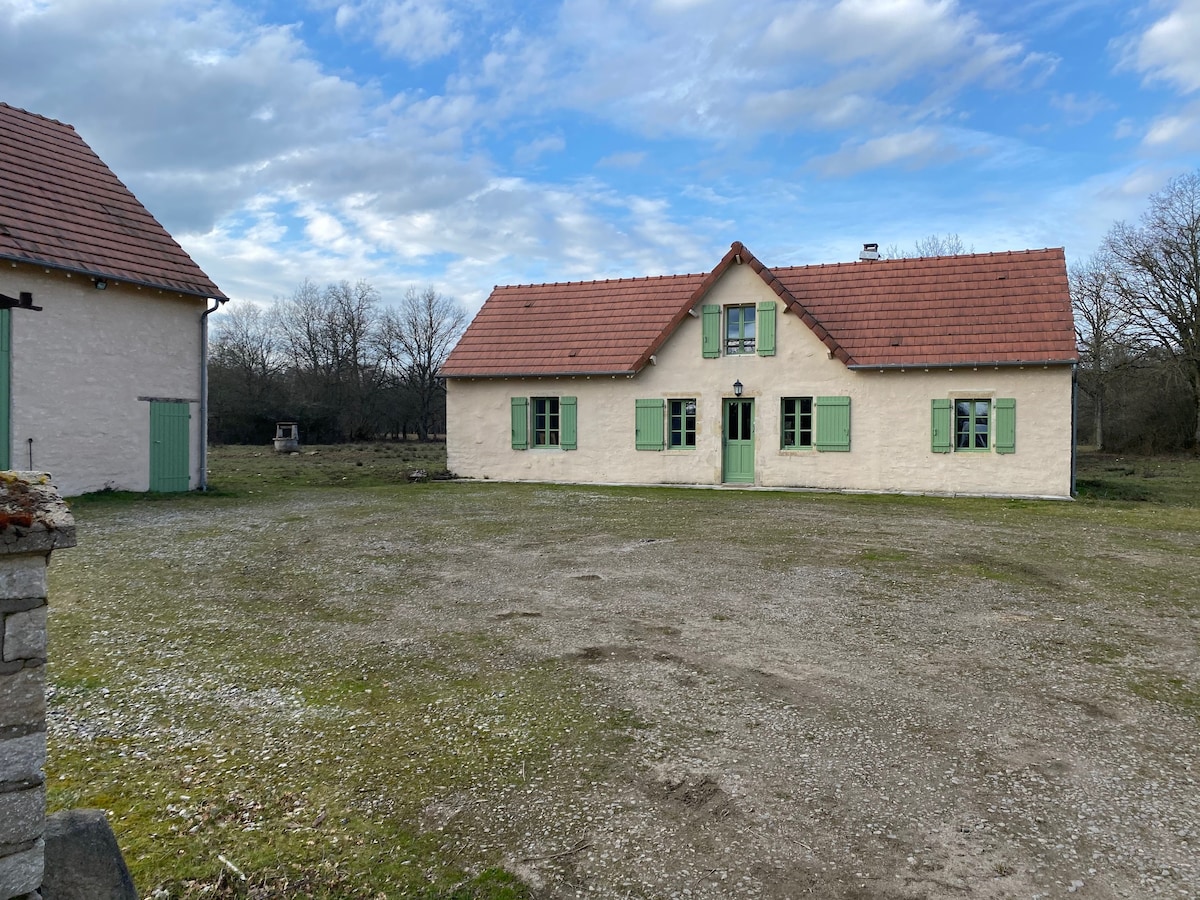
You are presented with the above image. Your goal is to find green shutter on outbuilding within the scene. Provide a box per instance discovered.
[931,399,953,453]
[511,397,528,450]
[561,396,577,450]
[701,305,721,358]
[757,301,776,356]
[815,396,850,451]
[0,309,10,470]
[635,398,665,450]
[995,398,1016,454]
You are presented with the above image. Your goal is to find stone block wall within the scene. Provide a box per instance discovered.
[0,473,75,900]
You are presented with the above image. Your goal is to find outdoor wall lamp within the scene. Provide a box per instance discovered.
[733,380,743,397]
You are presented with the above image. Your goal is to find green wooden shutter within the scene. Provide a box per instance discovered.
[561,396,577,450]
[635,398,665,450]
[757,301,776,356]
[701,305,721,358]
[931,399,953,453]
[814,396,850,451]
[995,398,1016,454]
[511,397,528,450]
[0,309,10,470]
[149,401,191,492]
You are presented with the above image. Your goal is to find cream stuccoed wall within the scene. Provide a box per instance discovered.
[447,264,1076,498]
[3,265,207,495]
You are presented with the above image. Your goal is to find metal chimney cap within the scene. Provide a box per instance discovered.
[859,242,880,261]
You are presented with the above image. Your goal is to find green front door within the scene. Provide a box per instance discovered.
[149,401,190,492]
[722,399,755,484]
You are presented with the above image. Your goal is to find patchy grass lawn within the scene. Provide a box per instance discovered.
[46,447,1200,898]
[1075,449,1200,506]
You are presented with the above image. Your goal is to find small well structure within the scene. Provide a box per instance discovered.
[273,422,300,453]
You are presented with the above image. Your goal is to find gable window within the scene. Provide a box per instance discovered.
[781,397,813,448]
[725,304,756,354]
[511,396,577,450]
[668,399,697,448]
[931,398,1016,453]
[701,302,776,357]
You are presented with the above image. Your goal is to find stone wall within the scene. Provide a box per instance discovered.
[0,473,75,900]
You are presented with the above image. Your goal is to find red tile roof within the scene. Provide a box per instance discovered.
[0,103,226,300]
[442,242,1077,376]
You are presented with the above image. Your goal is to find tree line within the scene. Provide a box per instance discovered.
[1072,169,1200,452]
[208,281,466,444]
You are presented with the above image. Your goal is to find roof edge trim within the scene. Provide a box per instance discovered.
[440,369,639,379]
[847,359,1080,371]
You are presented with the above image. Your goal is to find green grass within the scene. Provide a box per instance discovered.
[1075,451,1200,506]
[206,441,451,494]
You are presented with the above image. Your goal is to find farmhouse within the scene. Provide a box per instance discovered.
[0,102,227,495]
[442,242,1079,498]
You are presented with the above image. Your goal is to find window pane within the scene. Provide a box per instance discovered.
[532,397,560,447]
[669,398,696,448]
[973,401,989,448]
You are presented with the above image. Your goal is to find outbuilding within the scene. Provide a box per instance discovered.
[0,102,227,494]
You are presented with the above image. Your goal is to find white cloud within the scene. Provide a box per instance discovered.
[597,151,647,168]
[1049,92,1114,125]
[1124,0,1200,93]
[1142,101,1200,151]
[811,127,951,176]
[509,0,1048,143]
[514,133,566,166]
[333,0,462,63]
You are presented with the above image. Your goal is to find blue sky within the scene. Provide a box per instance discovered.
[3,0,1199,312]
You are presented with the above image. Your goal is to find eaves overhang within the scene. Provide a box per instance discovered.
[440,369,639,379]
[846,358,1080,371]
[1,253,229,301]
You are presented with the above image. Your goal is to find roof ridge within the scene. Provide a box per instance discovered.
[496,271,707,290]
[771,247,1064,274]
[0,102,75,131]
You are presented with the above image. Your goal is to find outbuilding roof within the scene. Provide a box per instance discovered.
[0,102,226,300]
[441,241,1077,377]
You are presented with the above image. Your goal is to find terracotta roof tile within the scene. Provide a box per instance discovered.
[0,103,225,299]
[441,243,1077,377]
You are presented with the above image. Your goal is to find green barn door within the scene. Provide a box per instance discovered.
[722,399,755,484]
[149,401,190,491]
[0,309,10,470]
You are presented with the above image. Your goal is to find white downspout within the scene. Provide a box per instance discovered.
[200,298,223,491]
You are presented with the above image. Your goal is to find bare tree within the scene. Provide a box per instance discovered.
[883,233,974,259]
[1070,253,1134,449]
[1103,170,1200,447]
[378,287,466,440]
[209,301,284,442]
[273,279,386,441]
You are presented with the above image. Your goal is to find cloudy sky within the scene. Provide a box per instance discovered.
[3,0,1199,311]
